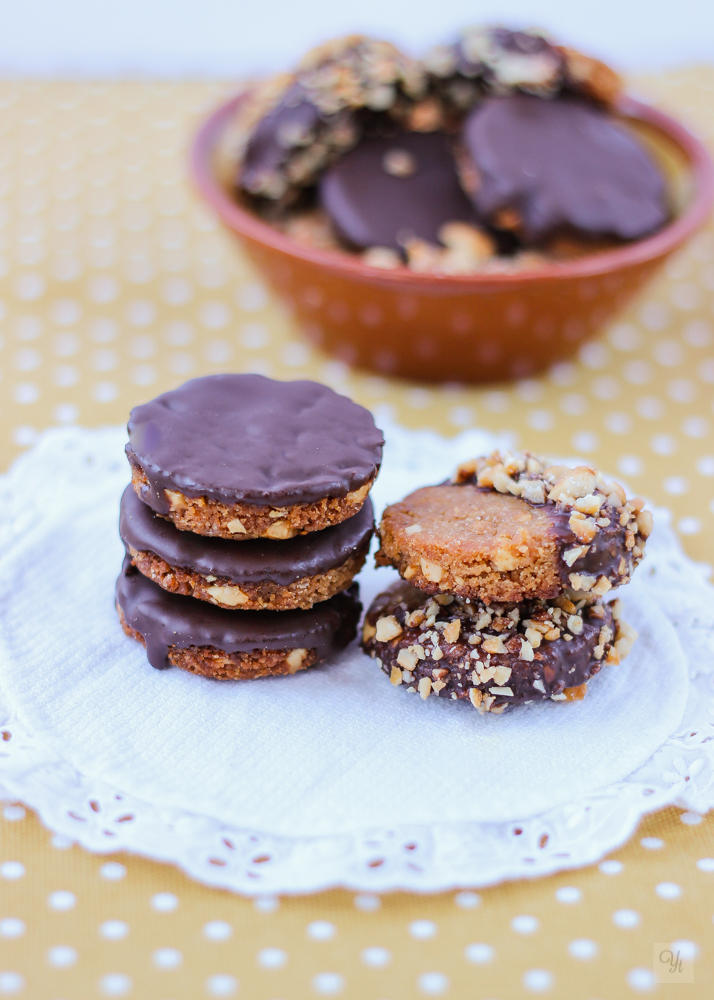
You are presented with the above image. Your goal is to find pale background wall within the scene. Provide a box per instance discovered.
[0,0,713,77]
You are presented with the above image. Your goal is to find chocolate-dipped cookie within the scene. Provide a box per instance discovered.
[362,580,635,713]
[375,451,652,604]
[116,558,361,679]
[461,93,669,243]
[127,374,383,540]
[319,129,479,251]
[120,484,374,611]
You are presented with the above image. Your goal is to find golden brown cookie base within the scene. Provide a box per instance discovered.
[376,485,566,603]
[128,543,369,611]
[118,609,319,680]
[130,463,374,540]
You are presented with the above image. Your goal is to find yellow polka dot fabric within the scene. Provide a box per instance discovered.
[1,70,714,997]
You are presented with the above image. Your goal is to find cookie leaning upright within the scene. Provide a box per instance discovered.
[126,373,383,540]
[375,451,652,603]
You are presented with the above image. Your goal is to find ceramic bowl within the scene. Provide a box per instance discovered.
[191,94,714,383]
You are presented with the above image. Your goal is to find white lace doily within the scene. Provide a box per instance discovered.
[0,423,712,894]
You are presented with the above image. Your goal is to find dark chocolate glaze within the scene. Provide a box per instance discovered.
[116,558,361,671]
[120,484,374,585]
[241,83,322,195]
[363,580,610,706]
[319,129,479,250]
[462,93,668,242]
[127,374,383,513]
[544,504,623,584]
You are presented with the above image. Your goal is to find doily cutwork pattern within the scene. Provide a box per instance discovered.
[0,424,712,894]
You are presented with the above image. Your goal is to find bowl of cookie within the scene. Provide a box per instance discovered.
[192,28,714,383]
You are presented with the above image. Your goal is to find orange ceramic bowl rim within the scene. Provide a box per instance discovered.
[191,91,714,290]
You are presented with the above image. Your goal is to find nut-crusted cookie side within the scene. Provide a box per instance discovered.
[129,460,374,540]
[127,543,369,611]
[376,451,651,603]
[119,608,321,680]
[361,580,634,713]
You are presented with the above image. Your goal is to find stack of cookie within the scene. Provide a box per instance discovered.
[363,451,651,714]
[116,373,383,680]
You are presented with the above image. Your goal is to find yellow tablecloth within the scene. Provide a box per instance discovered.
[1,70,713,999]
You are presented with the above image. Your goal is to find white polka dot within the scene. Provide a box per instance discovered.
[312,971,344,994]
[51,835,72,850]
[162,277,193,305]
[100,862,126,880]
[650,433,677,455]
[153,946,182,969]
[656,882,682,899]
[464,942,494,964]
[613,908,640,928]
[307,921,335,941]
[15,272,45,300]
[623,359,652,385]
[0,971,24,994]
[91,318,118,343]
[281,341,309,367]
[608,323,641,351]
[604,412,631,434]
[483,390,510,412]
[671,939,699,960]
[511,915,539,934]
[48,890,76,911]
[698,358,714,383]
[579,342,608,368]
[682,416,708,437]
[670,281,700,309]
[417,971,449,995]
[257,947,286,969]
[12,426,37,447]
[240,321,269,349]
[13,347,41,371]
[663,476,688,495]
[205,339,232,364]
[571,430,598,453]
[641,836,664,850]
[100,920,128,941]
[697,857,714,872]
[599,859,623,875]
[522,968,554,992]
[89,276,119,303]
[3,806,25,822]
[678,517,701,535]
[680,812,702,825]
[640,302,669,331]
[697,457,714,476]
[0,919,25,939]
[14,382,39,404]
[203,920,232,942]
[559,392,587,416]
[0,862,24,880]
[353,894,380,912]
[636,396,665,419]
[555,886,581,904]
[654,339,684,367]
[361,946,390,967]
[99,973,132,996]
[410,919,437,940]
[527,408,554,431]
[549,361,577,386]
[238,283,267,312]
[126,299,156,327]
[205,973,238,996]
[627,967,656,991]
[164,320,194,346]
[454,891,480,909]
[667,378,696,403]
[591,375,620,400]
[51,298,82,326]
[151,891,178,912]
[132,363,157,386]
[449,405,473,428]
[568,938,598,959]
[253,894,279,913]
[92,347,118,372]
[47,945,77,967]
[199,301,230,329]
[617,456,643,477]
[92,381,118,403]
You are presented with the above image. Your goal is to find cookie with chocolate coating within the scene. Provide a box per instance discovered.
[120,484,373,611]
[116,558,361,679]
[375,451,651,604]
[127,374,383,540]
[362,580,635,713]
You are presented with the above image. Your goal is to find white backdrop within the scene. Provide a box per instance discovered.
[0,0,712,76]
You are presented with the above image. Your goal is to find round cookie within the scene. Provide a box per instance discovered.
[319,129,479,251]
[461,93,669,243]
[375,451,652,603]
[362,580,635,713]
[116,558,361,679]
[127,374,383,539]
[120,484,374,611]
